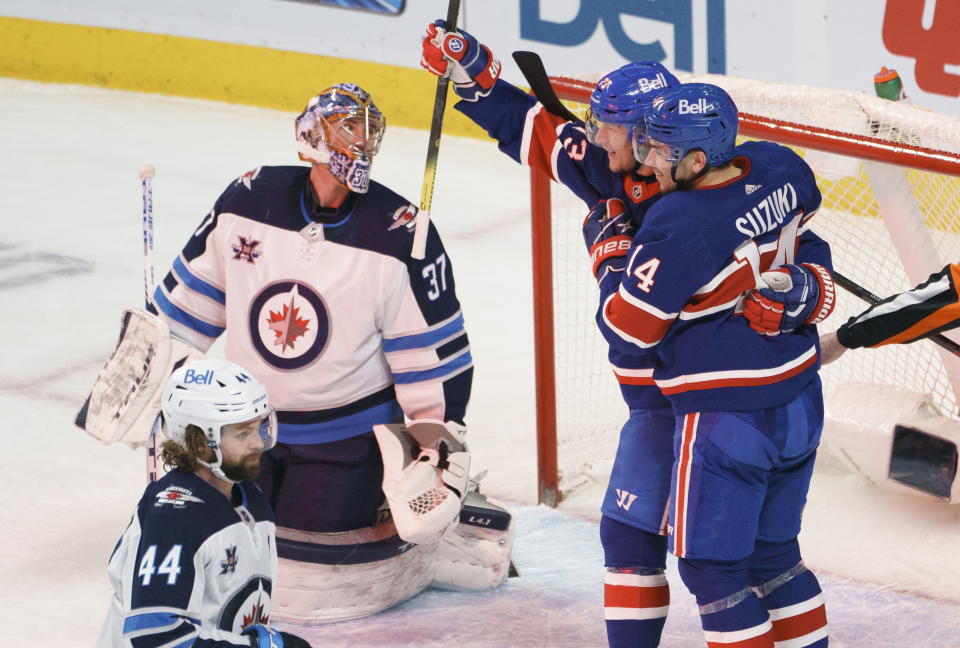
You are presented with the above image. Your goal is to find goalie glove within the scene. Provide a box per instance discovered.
[742,263,836,335]
[374,419,470,546]
[421,20,501,102]
[582,198,635,281]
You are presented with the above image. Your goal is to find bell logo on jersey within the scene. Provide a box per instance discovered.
[232,236,262,264]
[249,281,330,370]
[677,98,712,114]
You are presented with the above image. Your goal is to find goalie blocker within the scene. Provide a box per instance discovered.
[75,307,203,447]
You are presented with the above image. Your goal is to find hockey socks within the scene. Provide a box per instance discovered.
[604,569,670,648]
[752,540,828,647]
[601,516,669,647]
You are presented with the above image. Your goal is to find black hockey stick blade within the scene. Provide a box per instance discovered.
[512,51,582,124]
[833,270,960,356]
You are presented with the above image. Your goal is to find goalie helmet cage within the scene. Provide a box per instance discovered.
[531,73,960,506]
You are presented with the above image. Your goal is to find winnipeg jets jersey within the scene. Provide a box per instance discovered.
[457,79,668,410]
[98,471,276,648]
[596,141,833,414]
[152,166,473,444]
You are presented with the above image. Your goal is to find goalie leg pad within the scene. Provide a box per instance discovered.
[75,307,203,447]
[271,523,437,623]
[430,491,515,591]
[374,420,471,545]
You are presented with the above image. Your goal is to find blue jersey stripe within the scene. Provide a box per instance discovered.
[153,288,225,339]
[383,314,465,352]
[393,351,473,384]
[123,611,198,633]
[172,256,226,304]
[278,399,403,444]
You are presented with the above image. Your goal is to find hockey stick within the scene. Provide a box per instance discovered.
[139,163,162,483]
[412,0,462,260]
[511,51,582,124]
[833,270,960,356]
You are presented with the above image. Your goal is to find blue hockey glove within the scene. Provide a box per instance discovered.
[421,20,501,102]
[243,625,312,648]
[582,198,635,281]
[742,263,836,335]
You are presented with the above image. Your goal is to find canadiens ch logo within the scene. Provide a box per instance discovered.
[388,204,417,232]
[220,546,238,575]
[249,281,330,370]
[236,167,262,190]
[155,486,204,508]
[232,236,262,264]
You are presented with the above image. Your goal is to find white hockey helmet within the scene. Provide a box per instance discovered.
[161,359,276,483]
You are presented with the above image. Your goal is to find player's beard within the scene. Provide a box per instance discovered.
[221,452,262,483]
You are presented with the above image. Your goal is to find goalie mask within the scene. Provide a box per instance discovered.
[295,83,386,194]
[161,359,276,484]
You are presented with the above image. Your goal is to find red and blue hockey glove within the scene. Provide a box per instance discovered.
[243,625,312,648]
[582,198,635,281]
[742,263,836,335]
[421,20,501,102]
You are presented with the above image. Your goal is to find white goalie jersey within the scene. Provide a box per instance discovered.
[150,166,473,444]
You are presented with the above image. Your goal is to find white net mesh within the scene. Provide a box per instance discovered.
[545,75,960,496]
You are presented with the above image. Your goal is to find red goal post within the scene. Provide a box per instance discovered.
[532,74,960,506]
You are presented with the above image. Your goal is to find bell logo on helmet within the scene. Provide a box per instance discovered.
[183,368,215,385]
[678,98,712,114]
[637,73,669,94]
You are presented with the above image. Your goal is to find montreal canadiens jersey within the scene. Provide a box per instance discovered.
[596,141,833,414]
[97,471,276,648]
[457,79,668,410]
[151,166,473,444]
[837,263,960,348]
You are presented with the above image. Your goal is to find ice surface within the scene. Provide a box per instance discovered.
[0,78,957,647]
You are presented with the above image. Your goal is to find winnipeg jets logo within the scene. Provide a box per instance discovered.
[745,184,762,195]
[242,597,269,628]
[232,236,262,264]
[615,488,638,511]
[220,546,238,575]
[389,205,417,232]
[236,167,262,190]
[155,486,204,508]
[266,286,312,353]
[249,281,330,370]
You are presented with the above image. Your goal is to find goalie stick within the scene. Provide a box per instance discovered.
[412,0,462,260]
[139,163,162,483]
[833,270,960,356]
[511,51,582,124]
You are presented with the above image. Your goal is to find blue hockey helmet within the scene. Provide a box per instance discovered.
[295,83,386,193]
[641,83,739,166]
[585,62,679,146]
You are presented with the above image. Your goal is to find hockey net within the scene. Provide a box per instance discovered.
[533,73,960,505]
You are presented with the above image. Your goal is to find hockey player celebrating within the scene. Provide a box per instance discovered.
[591,83,833,647]
[116,83,512,621]
[97,359,312,648]
[422,19,694,648]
